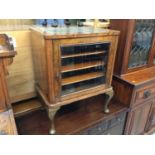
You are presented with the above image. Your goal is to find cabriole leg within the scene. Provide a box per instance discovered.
[104,89,114,113]
[47,106,60,135]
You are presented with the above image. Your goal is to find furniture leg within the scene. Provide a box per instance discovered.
[47,106,60,135]
[104,89,114,113]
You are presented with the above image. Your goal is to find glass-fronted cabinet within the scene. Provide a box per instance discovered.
[128,19,155,68]
[31,26,120,134]
[110,19,155,75]
[60,43,110,95]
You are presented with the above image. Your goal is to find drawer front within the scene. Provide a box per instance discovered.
[80,112,126,135]
[134,84,155,106]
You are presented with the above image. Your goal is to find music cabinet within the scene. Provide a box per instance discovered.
[31,26,119,134]
[0,34,17,135]
[110,19,155,134]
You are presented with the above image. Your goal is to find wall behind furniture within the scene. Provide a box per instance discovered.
[0,19,34,25]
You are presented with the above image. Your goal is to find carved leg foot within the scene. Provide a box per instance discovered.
[47,106,60,135]
[104,89,114,113]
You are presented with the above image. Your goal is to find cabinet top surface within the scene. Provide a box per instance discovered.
[119,67,155,85]
[31,26,119,39]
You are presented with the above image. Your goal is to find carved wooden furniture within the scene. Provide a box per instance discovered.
[0,34,17,135]
[31,26,119,134]
[110,19,155,134]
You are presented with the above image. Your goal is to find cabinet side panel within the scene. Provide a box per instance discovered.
[31,31,48,98]
[0,62,6,110]
[110,20,129,75]
[112,77,133,107]
[0,60,10,110]
[106,36,119,87]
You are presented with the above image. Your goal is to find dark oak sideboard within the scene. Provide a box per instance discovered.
[110,19,155,134]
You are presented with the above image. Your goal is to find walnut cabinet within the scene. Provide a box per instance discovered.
[31,26,119,134]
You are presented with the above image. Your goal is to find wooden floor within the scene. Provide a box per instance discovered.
[15,95,127,135]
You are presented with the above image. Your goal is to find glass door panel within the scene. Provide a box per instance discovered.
[60,42,110,96]
[128,19,155,68]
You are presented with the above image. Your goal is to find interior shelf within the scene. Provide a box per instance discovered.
[60,42,110,95]
[61,60,104,73]
[61,51,106,59]
[62,72,104,86]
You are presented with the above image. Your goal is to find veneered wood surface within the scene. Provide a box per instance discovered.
[121,66,155,85]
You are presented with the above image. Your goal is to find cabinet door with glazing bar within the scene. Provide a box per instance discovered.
[128,19,155,69]
[53,36,117,100]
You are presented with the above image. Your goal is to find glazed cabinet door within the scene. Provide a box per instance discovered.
[128,19,155,69]
[53,36,117,101]
[145,101,155,132]
[60,42,109,96]
[125,100,152,135]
